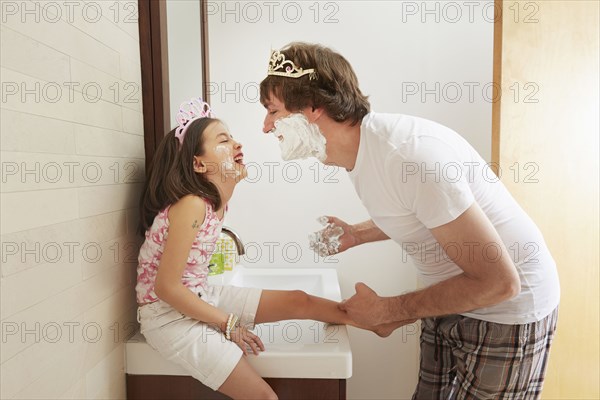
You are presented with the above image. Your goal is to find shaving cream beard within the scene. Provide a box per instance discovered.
[272,113,327,162]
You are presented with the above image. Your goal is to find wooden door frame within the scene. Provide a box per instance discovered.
[491,0,503,171]
[137,0,211,172]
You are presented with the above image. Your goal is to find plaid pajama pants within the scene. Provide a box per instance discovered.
[412,307,558,400]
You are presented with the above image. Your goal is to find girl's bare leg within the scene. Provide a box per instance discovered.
[254,290,413,337]
[254,290,349,324]
[218,356,277,400]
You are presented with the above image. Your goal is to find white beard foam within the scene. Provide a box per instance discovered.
[272,113,327,162]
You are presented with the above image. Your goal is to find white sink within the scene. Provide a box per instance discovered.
[126,265,352,379]
[222,265,341,301]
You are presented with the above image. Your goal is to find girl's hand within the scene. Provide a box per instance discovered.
[229,325,265,356]
[309,216,359,256]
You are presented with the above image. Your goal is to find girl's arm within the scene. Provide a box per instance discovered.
[154,195,264,355]
[154,195,229,331]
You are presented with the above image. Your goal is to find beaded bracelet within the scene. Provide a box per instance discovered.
[225,313,239,341]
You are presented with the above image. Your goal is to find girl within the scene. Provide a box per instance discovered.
[136,99,389,400]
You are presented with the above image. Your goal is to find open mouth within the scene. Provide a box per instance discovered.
[272,130,284,142]
[234,153,244,165]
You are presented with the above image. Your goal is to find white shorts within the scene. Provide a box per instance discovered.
[137,285,263,390]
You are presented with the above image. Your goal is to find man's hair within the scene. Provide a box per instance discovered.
[260,42,370,126]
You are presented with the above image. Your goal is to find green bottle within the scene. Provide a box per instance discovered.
[208,243,224,276]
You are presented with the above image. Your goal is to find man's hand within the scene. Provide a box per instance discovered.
[340,283,418,337]
[325,216,360,253]
[338,282,388,327]
[309,218,390,257]
[309,216,359,256]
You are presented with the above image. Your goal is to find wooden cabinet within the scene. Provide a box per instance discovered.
[126,374,346,400]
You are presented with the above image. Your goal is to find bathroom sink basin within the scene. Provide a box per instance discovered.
[210,265,351,377]
[220,265,342,301]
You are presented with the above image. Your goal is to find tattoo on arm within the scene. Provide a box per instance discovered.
[192,220,199,229]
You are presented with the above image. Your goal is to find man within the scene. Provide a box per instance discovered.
[259,42,560,399]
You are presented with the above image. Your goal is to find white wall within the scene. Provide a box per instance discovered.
[166,0,204,125]
[170,1,493,398]
[0,1,144,398]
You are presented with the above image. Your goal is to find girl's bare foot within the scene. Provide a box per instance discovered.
[334,304,418,338]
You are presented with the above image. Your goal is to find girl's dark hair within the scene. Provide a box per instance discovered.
[138,118,221,236]
[260,42,370,126]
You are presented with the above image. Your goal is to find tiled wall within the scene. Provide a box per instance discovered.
[1,1,144,398]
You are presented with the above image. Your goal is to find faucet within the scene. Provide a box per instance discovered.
[221,226,245,256]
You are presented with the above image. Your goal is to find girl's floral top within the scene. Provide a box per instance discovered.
[136,199,224,304]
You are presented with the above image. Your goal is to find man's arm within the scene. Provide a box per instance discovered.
[352,219,390,244]
[340,202,521,326]
[322,217,390,254]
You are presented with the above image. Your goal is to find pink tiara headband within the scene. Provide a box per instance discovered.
[174,97,215,145]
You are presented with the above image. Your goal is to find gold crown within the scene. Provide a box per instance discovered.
[267,50,317,80]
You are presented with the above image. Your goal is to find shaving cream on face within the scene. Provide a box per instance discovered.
[272,113,327,162]
[214,145,241,177]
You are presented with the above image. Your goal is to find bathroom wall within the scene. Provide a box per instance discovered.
[0,1,144,398]
[198,1,494,398]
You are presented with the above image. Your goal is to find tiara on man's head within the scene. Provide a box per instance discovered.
[174,97,215,145]
[267,50,317,80]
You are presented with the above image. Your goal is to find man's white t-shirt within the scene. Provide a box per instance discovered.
[348,112,560,324]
